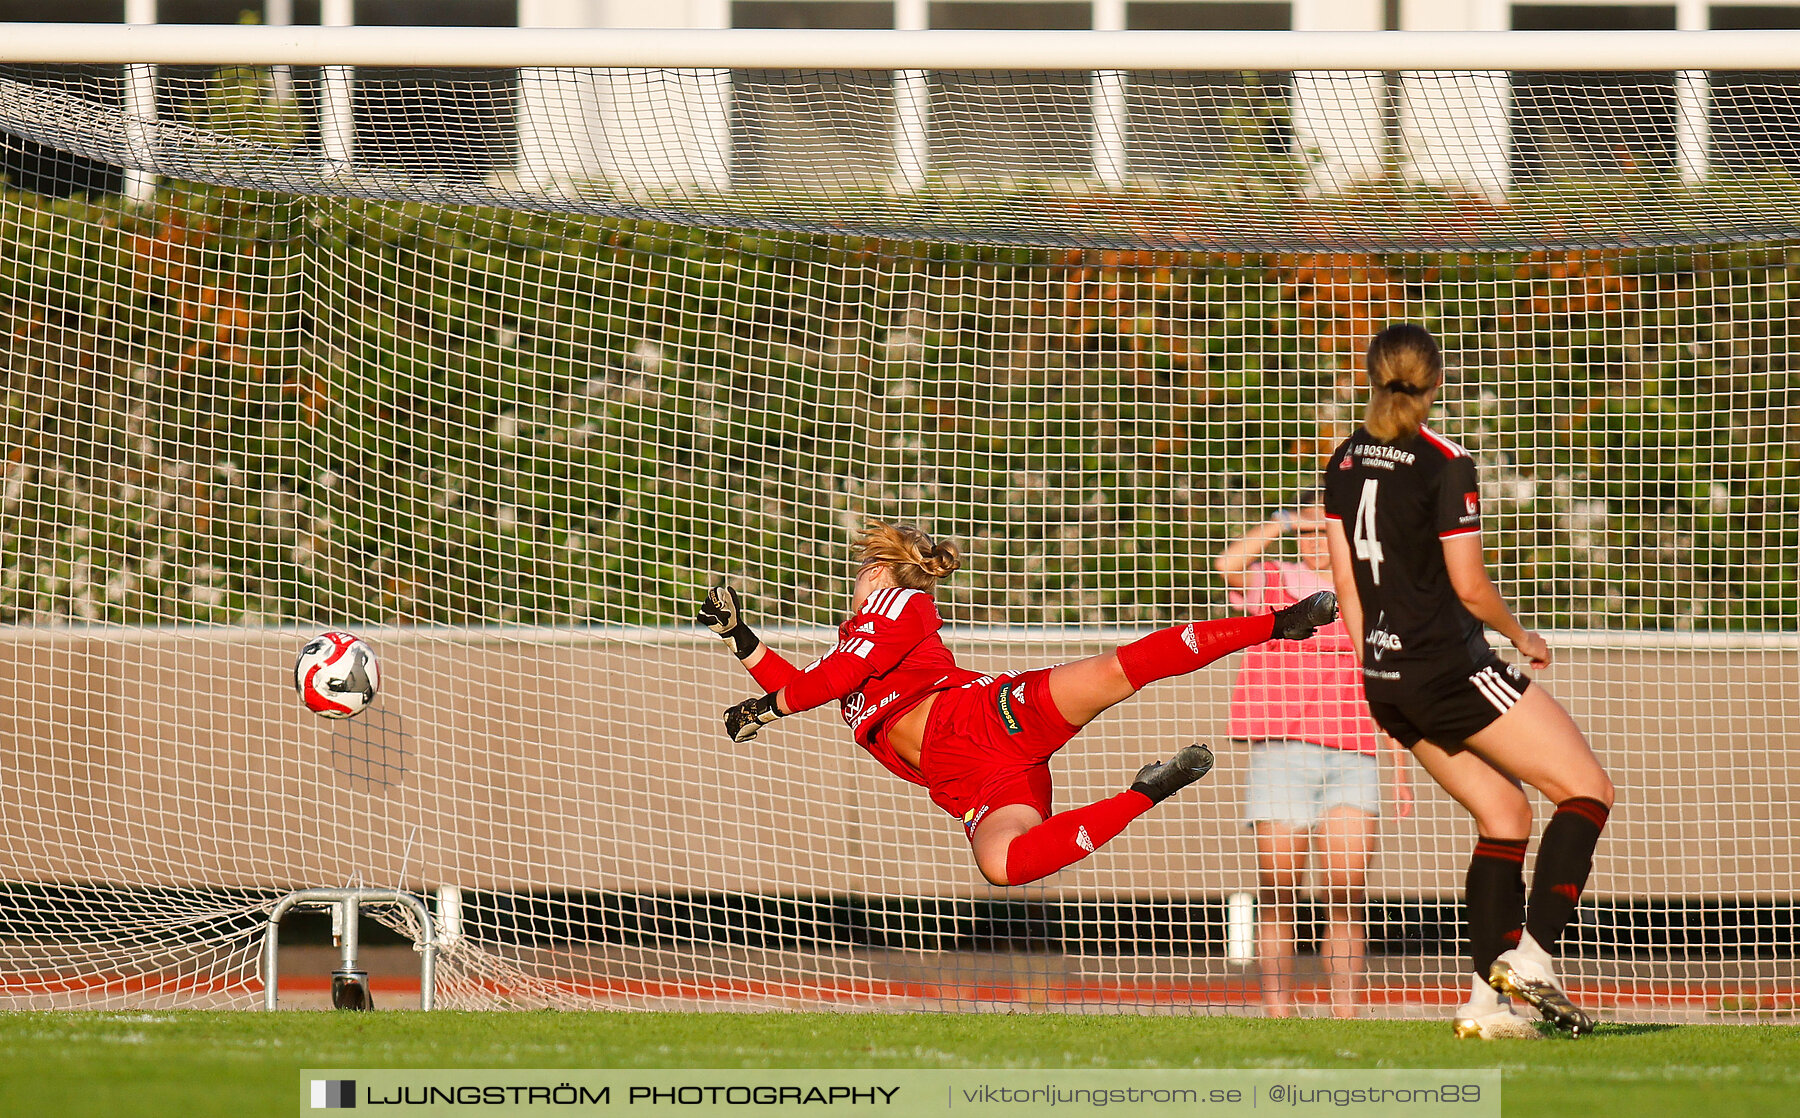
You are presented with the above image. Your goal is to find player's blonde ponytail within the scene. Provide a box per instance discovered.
[1364,323,1444,443]
[857,522,961,591]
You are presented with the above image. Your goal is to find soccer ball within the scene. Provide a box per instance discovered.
[294,630,380,719]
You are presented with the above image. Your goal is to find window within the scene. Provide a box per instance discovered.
[0,0,120,19]
[0,2,133,195]
[1709,6,1800,173]
[1709,4,1800,29]
[928,3,1091,29]
[732,2,893,28]
[1511,4,1674,32]
[321,0,516,178]
[732,70,899,188]
[1125,2,1288,31]
[1126,3,1293,180]
[1509,6,1678,181]
[924,6,1092,181]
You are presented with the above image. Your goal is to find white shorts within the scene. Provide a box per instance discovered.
[1240,739,1381,829]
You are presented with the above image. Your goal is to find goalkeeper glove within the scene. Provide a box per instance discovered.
[698,582,760,660]
[723,692,784,743]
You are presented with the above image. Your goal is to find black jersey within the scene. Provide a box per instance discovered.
[1322,425,1490,685]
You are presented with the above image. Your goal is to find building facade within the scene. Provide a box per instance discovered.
[5,2,1800,197]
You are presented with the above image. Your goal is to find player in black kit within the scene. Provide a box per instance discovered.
[1322,324,1615,1039]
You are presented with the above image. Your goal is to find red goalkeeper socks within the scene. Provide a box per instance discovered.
[1116,615,1275,690]
[1002,790,1155,886]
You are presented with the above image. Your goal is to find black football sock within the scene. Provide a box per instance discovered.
[1467,836,1528,977]
[1526,797,1610,955]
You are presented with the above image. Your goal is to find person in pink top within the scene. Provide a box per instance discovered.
[1217,501,1412,1018]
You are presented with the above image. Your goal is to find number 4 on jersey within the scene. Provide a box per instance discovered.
[1353,477,1385,584]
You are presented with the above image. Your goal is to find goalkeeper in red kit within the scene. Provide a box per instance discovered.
[699,522,1337,887]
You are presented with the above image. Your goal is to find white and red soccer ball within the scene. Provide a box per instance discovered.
[294,630,380,718]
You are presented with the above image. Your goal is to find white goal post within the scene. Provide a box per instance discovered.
[5,25,1800,69]
[1,24,1798,1020]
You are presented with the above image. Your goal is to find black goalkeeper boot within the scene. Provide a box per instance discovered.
[1130,744,1215,804]
[1271,590,1338,640]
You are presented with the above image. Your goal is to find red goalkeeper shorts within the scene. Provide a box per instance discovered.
[918,667,1081,840]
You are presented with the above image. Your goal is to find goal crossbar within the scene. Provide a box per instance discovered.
[7,25,1800,72]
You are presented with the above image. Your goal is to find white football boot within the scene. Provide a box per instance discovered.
[1452,974,1541,1039]
[1453,1006,1542,1040]
[1487,932,1595,1037]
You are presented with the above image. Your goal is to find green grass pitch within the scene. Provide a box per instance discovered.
[2,1012,1798,1117]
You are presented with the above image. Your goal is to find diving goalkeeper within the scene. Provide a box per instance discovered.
[699,522,1337,887]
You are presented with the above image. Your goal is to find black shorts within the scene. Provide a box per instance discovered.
[1363,654,1532,750]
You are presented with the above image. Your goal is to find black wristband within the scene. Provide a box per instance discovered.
[752,691,783,722]
[725,625,759,661]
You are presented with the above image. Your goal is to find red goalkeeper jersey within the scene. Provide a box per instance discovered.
[747,587,982,787]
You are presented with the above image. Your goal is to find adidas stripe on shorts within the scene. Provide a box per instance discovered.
[1363,652,1533,750]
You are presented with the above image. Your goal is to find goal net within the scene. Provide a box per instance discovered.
[2,25,1797,1020]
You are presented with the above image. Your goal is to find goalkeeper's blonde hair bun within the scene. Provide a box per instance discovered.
[857,521,962,590]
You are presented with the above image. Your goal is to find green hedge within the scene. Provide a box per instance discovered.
[1,184,1795,631]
